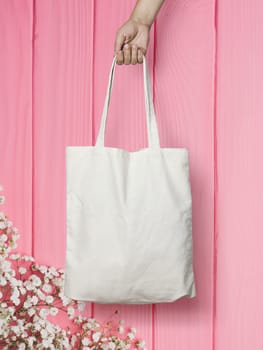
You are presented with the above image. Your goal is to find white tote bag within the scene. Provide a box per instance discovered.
[64,55,196,304]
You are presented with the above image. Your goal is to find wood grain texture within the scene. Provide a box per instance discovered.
[154,1,215,349]
[32,0,94,314]
[215,1,263,349]
[0,0,33,255]
[2,0,263,349]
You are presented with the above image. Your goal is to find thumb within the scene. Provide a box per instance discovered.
[114,32,126,54]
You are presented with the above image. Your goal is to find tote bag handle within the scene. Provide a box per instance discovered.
[95,55,160,149]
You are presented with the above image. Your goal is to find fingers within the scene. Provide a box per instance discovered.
[116,44,145,65]
[131,44,138,64]
[114,33,126,54]
[123,44,131,64]
[137,48,144,64]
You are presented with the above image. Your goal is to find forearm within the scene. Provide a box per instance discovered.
[129,0,165,28]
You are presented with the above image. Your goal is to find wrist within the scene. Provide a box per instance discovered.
[129,14,153,28]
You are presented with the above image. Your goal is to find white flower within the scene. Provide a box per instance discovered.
[53,277,63,287]
[36,289,46,300]
[0,275,7,286]
[92,331,101,342]
[19,286,26,295]
[127,332,135,340]
[2,260,11,271]
[28,336,36,347]
[29,274,42,287]
[60,294,71,306]
[50,307,58,316]
[9,253,21,260]
[31,295,38,305]
[108,342,116,350]
[6,220,13,227]
[71,335,77,346]
[18,267,27,275]
[82,337,91,346]
[118,326,124,333]
[39,265,48,274]
[40,328,48,339]
[42,338,54,348]
[23,280,33,292]
[28,308,36,316]
[10,277,22,287]
[0,222,6,229]
[8,306,16,315]
[137,340,146,348]
[131,327,136,334]
[42,283,52,293]
[77,300,86,311]
[67,306,75,319]
[11,287,20,298]
[0,233,7,241]
[46,295,54,304]
[23,255,34,262]
[12,325,21,335]
[23,299,32,309]
[39,308,49,318]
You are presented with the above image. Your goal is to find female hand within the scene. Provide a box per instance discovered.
[114,19,150,65]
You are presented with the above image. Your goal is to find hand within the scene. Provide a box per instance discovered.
[114,19,151,65]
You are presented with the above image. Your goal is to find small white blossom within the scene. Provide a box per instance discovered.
[28,308,36,316]
[82,337,91,346]
[92,331,101,342]
[137,340,146,348]
[46,295,54,304]
[42,283,52,293]
[23,255,34,262]
[118,326,124,333]
[131,327,136,334]
[50,307,58,316]
[127,332,135,340]
[39,308,50,318]
[67,306,75,319]
[77,300,86,311]
[0,275,7,286]
[18,267,27,274]
[23,299,32,309]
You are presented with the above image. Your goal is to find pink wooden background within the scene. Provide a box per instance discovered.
[1,0,263,349]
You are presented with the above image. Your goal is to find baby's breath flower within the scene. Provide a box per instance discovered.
[18,267,27,274]
[45,295,54,304]
[92,331,101,342]
[118,326,124,333]
[50,307,58,316]
[0,185,147,350]
[127,332,135,340]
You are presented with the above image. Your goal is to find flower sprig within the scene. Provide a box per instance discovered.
[0,185,147,350]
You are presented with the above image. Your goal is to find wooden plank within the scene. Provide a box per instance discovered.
[33,0,94,314]
[215,1,263,349]
[92,0,155,347]
[154,1,215,349]
[0,0,33,255]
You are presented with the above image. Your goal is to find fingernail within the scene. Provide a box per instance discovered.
[124,44,129,49]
